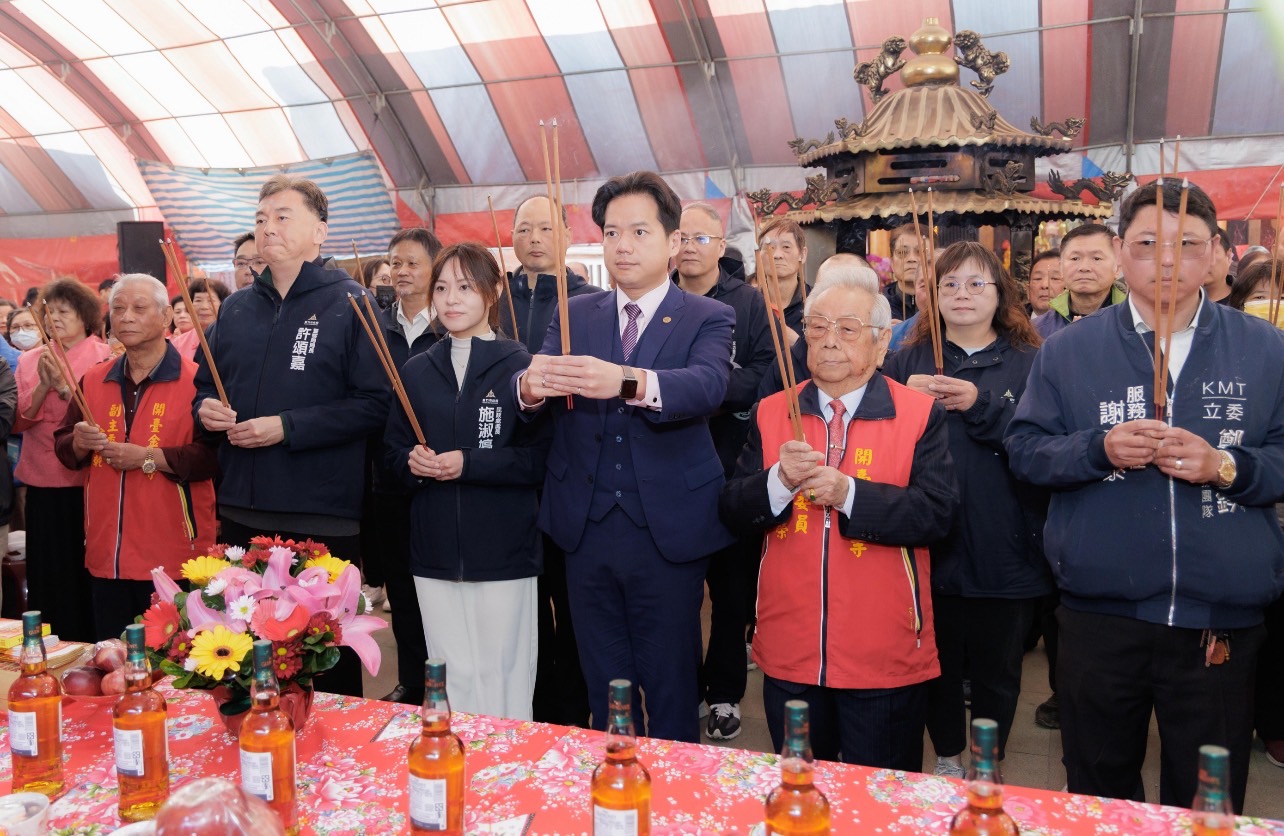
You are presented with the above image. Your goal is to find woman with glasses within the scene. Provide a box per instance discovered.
[882,240,1052,778]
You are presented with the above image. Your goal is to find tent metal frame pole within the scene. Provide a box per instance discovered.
[1124,0,1145,175]
[676,0,745,199]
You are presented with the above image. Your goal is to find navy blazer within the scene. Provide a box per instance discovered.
[518,282,737,563]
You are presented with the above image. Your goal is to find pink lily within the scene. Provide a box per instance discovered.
[186,586,247,633]
[329,564,385,675]
[150,566,182,605]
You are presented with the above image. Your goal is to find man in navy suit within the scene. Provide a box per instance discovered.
[516,171,735,742]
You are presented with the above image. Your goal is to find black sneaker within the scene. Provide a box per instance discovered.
[1035,694,1059,729]
[706,702,742,740]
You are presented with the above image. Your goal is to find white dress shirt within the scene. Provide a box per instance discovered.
[1129,290,1205,384]
[615,282,669,410]
[396,302,434,345]
[767,382,869,519]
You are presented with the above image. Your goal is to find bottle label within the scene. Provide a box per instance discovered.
[114,727,145,777]
[408,775,447,830]
[593,805,639,836]
[8,710,37,757]
[240,748,274,802]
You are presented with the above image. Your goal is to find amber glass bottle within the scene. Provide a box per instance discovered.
[949,718,1018,835]
[239,639,297,834]
[407,658,465,834]
[765,700,829,834]
[113,623,169,820]
[591,679,651,835]
[1191,744,1234,836]
[7,610,63,797]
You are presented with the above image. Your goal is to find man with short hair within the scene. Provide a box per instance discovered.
[1027,249,1064,316]
[1205,227,1233,305]
[194,175,390,696]
[516,171,735,742]
[1034,223,1125,338]
[721,275,957,768]
[232,232,263,290]
[884,224,924,323]
[674,202,775,739]
[502,195,602,727]
[758,218,809,335]
[1006,180,1284,812]
[56,274,218,638]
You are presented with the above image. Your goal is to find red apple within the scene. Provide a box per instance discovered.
[90,639,127,672]
[60,665,105,696]
[100,668,127,696]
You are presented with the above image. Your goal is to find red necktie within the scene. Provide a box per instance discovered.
[826,399,846,467]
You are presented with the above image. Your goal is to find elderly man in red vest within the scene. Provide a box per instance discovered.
[721,270,957,769]
[55,273,219,640]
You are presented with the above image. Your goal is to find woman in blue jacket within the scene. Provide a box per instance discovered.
[882,241,1052,776]
[386,242,551,721]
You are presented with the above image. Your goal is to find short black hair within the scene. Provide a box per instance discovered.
[1215,226,1231,253]
[1031,249,1060,271]
[233,232,255,254]
[1118,180,1218,241]
[98,278,116,292]
[389,228,443,262]
[188,278,230,301]
[1060,223,1113,252]
[514,194,568,226]
[591,171,681,235]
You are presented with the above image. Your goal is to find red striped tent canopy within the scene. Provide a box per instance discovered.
[0,0,1281,284]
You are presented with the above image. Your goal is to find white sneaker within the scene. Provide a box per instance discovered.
[934,755,965,779]
[746,641,758,671]
[361,584,386,608]
[706,702,742,740]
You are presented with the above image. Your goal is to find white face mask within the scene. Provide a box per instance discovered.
[9,329,38,350]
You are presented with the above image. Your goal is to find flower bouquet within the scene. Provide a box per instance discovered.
[139,536,386,726]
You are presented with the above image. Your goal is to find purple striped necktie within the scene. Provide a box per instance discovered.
[621,302,642,361]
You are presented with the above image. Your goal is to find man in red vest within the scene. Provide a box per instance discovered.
[720,273,957,769]
[56,273,219,640]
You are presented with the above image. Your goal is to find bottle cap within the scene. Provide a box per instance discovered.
[20,610,40,638]
[425,658,447,692]
[608,679,632,709]
[252,639,272,669]
[124,623,146,657]
[971,718,999,760]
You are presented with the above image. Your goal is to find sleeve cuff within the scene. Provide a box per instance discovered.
[627,369,662,411]
[767,463,798,515]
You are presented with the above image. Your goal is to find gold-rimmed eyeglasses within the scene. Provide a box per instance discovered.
[801,314,877,342]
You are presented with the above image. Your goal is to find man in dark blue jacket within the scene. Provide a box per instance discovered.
[195,175,391,696]
[502,194,601,727]
[673,202,775,740]
[1006,180,1284,812]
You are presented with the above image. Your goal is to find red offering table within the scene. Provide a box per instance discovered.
[3,684,1282,834]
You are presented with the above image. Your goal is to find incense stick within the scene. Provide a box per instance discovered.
[1172,135,1181,176]
[29,301,96,428]
[350,241,363,284]
[1157,180,1189,413]
[161,239,229,407]
[347,294,426,447]
[925,188,943,374]
[551,120,571,358]
[757,257,796,437]
[1270,185,1284,328]
[539,119,574,409]
[1152,180,1167,420]
[762,246,805,442]
[487,195,520,343]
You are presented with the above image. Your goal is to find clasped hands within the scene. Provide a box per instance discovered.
[778,440,849,508]
[71,422,147,471]
[198,398,285,448]
[905,374,978,412]
[1104,419,1219,483]
[408,446,463,481]
[522,354,635,402]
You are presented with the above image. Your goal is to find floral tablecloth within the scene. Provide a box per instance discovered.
[2,685,1282,834]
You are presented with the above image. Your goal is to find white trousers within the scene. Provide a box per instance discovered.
[413,575,538,721]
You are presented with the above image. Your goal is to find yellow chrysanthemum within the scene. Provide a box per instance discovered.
[304,553,351,583]
[180,555,232,586]
[188,625,254,681]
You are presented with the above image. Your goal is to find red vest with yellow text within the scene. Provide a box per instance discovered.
[81,351,216,581]
[753,377,939,689]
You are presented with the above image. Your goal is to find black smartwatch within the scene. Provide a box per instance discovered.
[618,366,638,400]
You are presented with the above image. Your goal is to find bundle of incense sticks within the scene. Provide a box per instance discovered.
[29,300,96,427]
[487,195,520,343]
[538,119,573,408]
[907,189,943,374]
[346,293,426,446]
[351,241,364,283]
[1269,185,1284,328]
[160,239,229,406]
[759,245,804,442]
[1154,179,1190,423]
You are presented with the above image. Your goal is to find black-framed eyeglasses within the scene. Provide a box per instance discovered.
[939,279,997,295]
[679,234,723,246]
[801,314,877,342]
[1123,238,1212,260]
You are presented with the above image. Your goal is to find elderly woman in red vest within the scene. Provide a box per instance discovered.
[54,274,218,640]
[720,272,958,770]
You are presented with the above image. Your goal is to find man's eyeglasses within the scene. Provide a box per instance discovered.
[801,314,877,342]
[234,258,267,269]
[680,234,723,246]
[1123,238,1211,260]
[939,279,997,295]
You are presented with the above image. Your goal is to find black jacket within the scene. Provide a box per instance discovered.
[499,268,603,353]
[883,282,919,322]
[367,302,442,495]
[193,259,391,519]
[671,258,775,475]
[757,337,810,401]
[882,336,1053,599]
[386,336,551,582]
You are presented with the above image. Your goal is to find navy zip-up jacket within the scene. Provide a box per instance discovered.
[883,335,1053,599]
[386,336,551,582]
[193,259,391,520]
[1005,300,1284,629]
[499,268,603,353]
